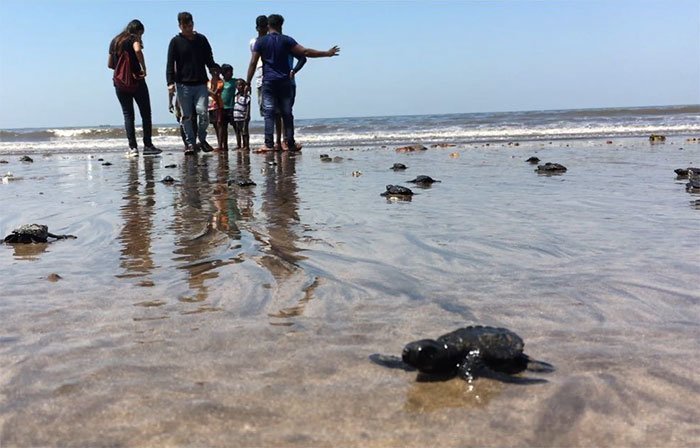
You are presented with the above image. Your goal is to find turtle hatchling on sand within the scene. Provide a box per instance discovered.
[526,156,540,164]
[380,184,414,198]
[370,325,554,384]
[390,163,408,171]
[3,224,76,244]
[686,178,700,193]
[407,175,441,185]
[536,162,567,174]
[230,178,256,187]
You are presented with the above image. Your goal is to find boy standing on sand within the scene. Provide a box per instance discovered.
[246,14,340,152]
[208,65,225,151]
[220,64,237,152]
[166,11,219,155]
[232,79,251,151]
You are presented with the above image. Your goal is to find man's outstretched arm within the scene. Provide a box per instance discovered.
[246,51,261,92]
[291,44,340,58]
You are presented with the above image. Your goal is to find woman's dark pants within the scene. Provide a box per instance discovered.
[115,80,153,149]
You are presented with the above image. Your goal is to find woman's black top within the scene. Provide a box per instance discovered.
[109,35,141,75]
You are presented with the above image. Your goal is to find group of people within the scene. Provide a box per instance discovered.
[109,12,340,157]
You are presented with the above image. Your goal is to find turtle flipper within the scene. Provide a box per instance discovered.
[369,353,416,371]
[457,350,486,382]
[458,351,548,384]
[46,232,77,240]
[524,355,555,373]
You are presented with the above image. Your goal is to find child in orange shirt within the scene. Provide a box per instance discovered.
[208,66,225,150]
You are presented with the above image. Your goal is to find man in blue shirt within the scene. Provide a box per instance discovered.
[245,14,340,151]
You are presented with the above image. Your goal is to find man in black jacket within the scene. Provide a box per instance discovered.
[166,12,219,154]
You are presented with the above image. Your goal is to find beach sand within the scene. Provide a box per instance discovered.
[1,137,699,446]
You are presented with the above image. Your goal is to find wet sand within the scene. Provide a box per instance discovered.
[1,137,699,446]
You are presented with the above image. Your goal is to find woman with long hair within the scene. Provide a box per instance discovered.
[108,19,161,156]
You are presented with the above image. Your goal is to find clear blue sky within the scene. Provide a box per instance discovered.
[0,0,698,128]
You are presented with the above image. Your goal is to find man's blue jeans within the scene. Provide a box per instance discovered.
[176,83,209,146]
[261,79,295,149]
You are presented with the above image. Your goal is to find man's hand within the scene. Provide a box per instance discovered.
[289,70,295,80]
[326,46,340,57]
[167,84,176,94]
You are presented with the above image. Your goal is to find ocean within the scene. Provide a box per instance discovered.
[1,104,698,153]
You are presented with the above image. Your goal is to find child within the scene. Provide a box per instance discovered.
[208,66,225,151]
[219,64,237,152]
[232,79,251,151]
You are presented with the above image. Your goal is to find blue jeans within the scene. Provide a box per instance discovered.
[176,83,209,146]
[262,80,295,148]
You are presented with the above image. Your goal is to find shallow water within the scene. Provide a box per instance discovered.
[1,138,699,446]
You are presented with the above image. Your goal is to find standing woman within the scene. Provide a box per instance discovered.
[108,19,161,156]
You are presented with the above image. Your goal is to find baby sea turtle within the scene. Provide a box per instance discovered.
[526,156,540,164]
[161,176,176,184]
[536,162,567,174]
[675,168,690,178]
[407,175,441,185]
[229,178,256,187]
[370,325,554,384]
[391,163,408,171]
[19,156,33,163]
[3,224,76,244]
[380,184,414,198]
[674,167,699,179]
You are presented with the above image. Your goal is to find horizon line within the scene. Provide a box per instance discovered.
[1,102,698,131]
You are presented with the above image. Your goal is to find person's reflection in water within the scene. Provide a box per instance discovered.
[171,155,213,302]
[234,149,255,221]
[256,152,318,322]
[211,151,242,237]
[117,157,156,280]
[260,151,304,274]
[171,154,242,302]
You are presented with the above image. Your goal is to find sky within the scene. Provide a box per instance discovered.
[0,0,698,129]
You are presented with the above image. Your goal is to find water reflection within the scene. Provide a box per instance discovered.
[211,151,242,238]
[250,152,318,323]
[234,150,255,221]
[171,155,233,302]
[258,152,305,278]
[9,242,49,260]
[403,378,499,412]
[117,158,155,279]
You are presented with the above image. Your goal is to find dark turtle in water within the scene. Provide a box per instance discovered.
[536,162,567,174]
[526,156,540,164]
[675,168,690,178]
[3,224,76,244]
[686,178,700,193]
[391,163,408,171]
[229,178,256,187]
[370,325,554,384]
[407,175,441,185]
[380,184,414,198]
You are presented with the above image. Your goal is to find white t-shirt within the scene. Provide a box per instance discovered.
[249,37,263,89]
